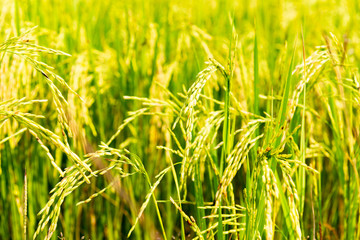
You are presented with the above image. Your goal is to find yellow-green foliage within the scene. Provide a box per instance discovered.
[1,0,360,239]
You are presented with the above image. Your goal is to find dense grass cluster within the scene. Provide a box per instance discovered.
[1,0,360,239]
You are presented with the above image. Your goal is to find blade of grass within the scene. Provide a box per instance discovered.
[254,21,260,119]
[275,39,297,145]
[194,161,206,239]
[169,159,186,240]
[275,169,295,240]
[298,26,306,223]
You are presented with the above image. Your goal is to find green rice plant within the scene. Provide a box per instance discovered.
[1,0,360,239]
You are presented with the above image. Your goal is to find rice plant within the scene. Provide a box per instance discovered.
[1,0,360,239]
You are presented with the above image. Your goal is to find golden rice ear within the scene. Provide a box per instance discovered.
[0,27,79,139]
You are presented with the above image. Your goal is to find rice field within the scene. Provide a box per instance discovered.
[1,0,360,239]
